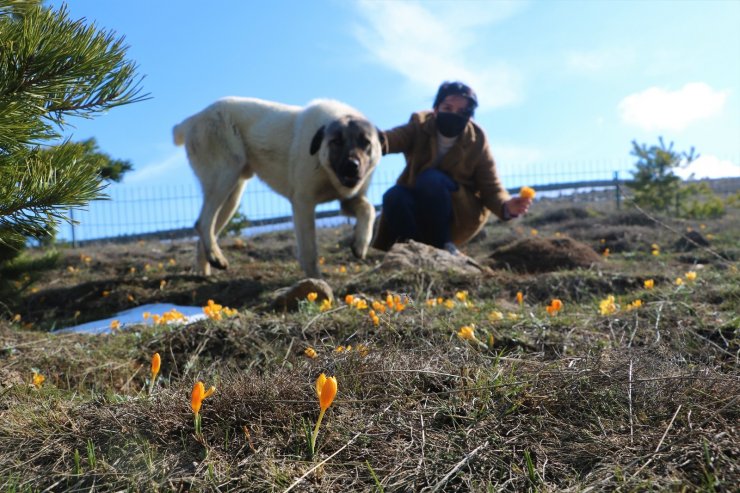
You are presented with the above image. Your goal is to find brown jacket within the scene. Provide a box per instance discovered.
[372,110,511,251]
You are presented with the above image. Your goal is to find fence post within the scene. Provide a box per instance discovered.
[613,171,621,210]
[70,208,77,248]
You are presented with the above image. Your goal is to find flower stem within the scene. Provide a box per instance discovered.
[194,412,201,436]
[310,409,326,452]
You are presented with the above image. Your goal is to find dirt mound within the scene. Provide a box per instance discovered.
[487,236,602,272]
[526,206,595,226]
[674,230,710,251]
[604,210,657,226]
[583,225,657,253]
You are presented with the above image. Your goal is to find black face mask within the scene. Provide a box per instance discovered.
[436,112,469,138]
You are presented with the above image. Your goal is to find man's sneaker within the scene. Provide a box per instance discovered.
[443,241,460,256]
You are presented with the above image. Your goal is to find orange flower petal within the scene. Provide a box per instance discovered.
[191,381,205,414]
[151,352,161,377]
[315,373,327,399]
[319,376,337,412]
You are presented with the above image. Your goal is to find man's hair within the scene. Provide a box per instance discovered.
[433,81,478,116]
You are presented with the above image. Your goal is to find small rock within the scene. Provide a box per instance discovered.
[380,240,492,276]
[272,278,334,312]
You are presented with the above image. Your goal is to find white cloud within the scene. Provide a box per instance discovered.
[124,148,190,184]
[618,82,728,131]
[676,155,740,180]
[351,0,526,111]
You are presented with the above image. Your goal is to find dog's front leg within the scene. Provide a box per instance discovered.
[341,195,375,259]
[292,200,320,278]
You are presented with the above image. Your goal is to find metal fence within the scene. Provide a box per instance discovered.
[59,158,738,245]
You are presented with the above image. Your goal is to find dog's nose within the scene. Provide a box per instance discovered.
[345,158,360,175]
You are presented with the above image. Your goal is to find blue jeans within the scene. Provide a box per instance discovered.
[381,168,458,248]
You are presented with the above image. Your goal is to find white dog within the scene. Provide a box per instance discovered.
[173,97,382,277]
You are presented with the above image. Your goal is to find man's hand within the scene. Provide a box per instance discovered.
[505,196,532,218]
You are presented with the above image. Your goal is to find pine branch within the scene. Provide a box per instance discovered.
[0,144,107,241]
[0,1,149,144]
[0,1,145,246]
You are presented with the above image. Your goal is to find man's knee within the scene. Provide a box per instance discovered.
[415,169,457,193]
[383,185,413,209]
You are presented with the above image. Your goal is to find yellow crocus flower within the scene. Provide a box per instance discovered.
[626,299,643,311]
[457,325,476,341]
[546,299,563,316]
[149,352,161,394]
[599,295,618,315]
[32,371,45,388]
[191,381,215,415]
[191,381,215,435]
[151,353,161,380]
[319,299,332,312]
[317,375,337,412]
[519,186,536,199]
[311,373,338,452]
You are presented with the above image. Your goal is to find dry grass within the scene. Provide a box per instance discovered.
[1,202,738,492]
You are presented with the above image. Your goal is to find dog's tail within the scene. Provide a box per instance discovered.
[172,121,187,147]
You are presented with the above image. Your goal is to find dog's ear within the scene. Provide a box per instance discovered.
[310,126,325,155]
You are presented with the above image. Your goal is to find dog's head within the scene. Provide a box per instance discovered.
[310,116,381,191]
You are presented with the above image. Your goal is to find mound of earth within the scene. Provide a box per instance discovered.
[487,236,602,273]
[526,206,595,226]
[581,225,657,253]
[604,210,657,227]
[674,230,710,251]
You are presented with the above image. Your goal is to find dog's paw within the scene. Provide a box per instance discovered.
[207,253,229,270]
[351,243,368,259]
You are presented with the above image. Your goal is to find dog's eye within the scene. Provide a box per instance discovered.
[330,136,344,146]
[357,136,370,148]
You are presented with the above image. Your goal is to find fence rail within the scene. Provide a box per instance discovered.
[60,162,739,246]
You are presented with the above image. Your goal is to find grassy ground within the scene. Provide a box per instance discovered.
[1,201,738,492]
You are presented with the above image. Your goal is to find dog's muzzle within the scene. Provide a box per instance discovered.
[338,158,361,187]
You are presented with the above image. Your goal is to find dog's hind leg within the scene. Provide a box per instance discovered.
[196,239,211,276]
[194,164,244,272]
[214,177,249,237]
[195,178,247,276]
[340,195,375,259]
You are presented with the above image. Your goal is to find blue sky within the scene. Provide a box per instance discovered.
[50,0,740,198]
